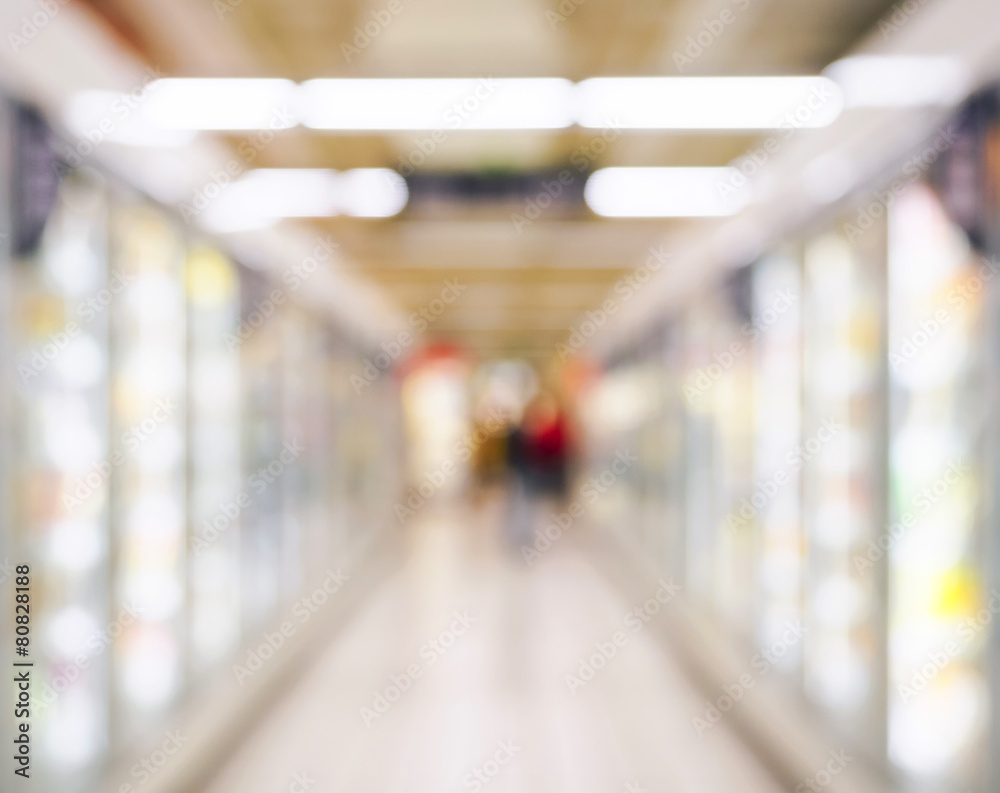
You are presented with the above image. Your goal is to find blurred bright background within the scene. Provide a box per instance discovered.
[1,0,1000,792]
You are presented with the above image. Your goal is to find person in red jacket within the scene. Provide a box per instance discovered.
[520,392,571,498]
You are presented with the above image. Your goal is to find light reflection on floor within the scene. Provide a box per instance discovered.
[202,490,784,793]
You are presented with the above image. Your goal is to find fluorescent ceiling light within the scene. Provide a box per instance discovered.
[142,78,298,130]
[576,77,843,129]
[65,91,196,147]
[299,78,574,130]
[226,168,339,219]
[337,169,409,216]
[201,168,407,232]
[584,167,749,217]
[93,70,954,136]
[824,56,970,108]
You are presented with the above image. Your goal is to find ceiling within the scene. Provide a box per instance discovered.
[74,0,899,362]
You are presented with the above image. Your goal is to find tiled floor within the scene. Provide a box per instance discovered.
[202,492,784,793]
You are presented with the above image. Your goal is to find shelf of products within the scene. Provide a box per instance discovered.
[580,93,1000,792]
[886,181,987,789]
[0,100,404,793]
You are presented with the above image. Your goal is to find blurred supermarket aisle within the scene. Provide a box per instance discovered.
[199,491,785,793]
[7,0,1000,791]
